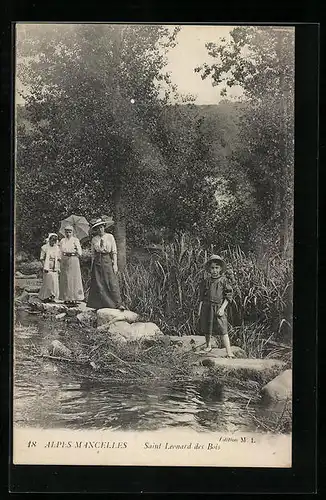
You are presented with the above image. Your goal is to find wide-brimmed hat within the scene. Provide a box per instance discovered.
[205,254,226,272]
[91,216,114,231]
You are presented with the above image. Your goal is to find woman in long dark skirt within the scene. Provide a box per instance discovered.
[86,217,124,310]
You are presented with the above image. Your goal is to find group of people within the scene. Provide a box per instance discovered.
[38,217,234,357]
[38,217,124,311]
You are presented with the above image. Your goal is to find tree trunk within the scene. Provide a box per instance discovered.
[112,184,127,272]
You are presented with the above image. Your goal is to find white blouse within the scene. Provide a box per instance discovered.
[91,233,117,256]
[59,237,82,256]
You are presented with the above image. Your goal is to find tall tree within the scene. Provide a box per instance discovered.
[16,24,180,269]
[196,26,294,255]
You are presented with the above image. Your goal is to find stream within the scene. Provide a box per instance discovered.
[13,309,282,433]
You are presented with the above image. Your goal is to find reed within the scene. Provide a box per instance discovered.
[119,233,292,357]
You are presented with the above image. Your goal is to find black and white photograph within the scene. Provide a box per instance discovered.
[13,23,293,467]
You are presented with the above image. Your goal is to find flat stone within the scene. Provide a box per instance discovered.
[42,303,67,314]
[97,308,139,327]
[196,346,247,359]
[15,271,37,278]
[107,321,163,342]
[261,369,292,404]
[15,277,43,290]
[167,336,246,358]
[55,312,67,320]
[25,286,42,293]
[201,357,285,373]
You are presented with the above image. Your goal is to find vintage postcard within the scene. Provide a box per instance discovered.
[13,23,293,467]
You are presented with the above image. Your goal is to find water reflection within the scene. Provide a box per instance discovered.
[13,311,282,433]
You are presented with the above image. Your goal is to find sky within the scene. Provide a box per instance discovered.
[15,24,243,105]
[163,25,243,104]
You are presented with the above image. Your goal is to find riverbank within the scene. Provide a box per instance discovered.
[14,296,292,434]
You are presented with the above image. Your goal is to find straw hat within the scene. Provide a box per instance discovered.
[90,216,114,230]
[205,254,226,272]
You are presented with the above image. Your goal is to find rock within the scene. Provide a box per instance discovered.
[65,307,80,317]
[97,308,139,327]
[28,295,42,306]
[25,286,42,293]
[107,321,163,342]
[201,357,285,374]
[77,309,97,326]
[42,303,67,314]
[190,365,209,378]
[49,340,72,358]
[261,369,292,404]
[42,362,58,373]
[76,302,89,311]
[15,290,30,303]
[55,312,67,320]
[196,346,246,359]
[167,335,206,349]
[15,277,43,292]
[65,303,93,317]
[15,271,37,278]
[167,336,246,358]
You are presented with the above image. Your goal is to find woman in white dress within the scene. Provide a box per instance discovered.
[86,217,124,310]
[38,233,61,302]
[59,225,84,305]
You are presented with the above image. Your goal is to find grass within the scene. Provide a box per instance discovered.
[118,234,293,360]
[16,232,293,363]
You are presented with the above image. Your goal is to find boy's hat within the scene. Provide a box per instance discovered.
[205,254,226,272]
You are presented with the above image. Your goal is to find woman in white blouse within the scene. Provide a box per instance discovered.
[86,217,124,310]
[59,225,84,305]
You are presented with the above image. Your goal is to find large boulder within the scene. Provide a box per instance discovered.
[106,321,163,342]
[97,308,139,327]
[261,369,292,404]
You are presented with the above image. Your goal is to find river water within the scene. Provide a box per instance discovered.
[13,310,280,433]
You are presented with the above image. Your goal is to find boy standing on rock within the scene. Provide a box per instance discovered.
[197,255,235,357]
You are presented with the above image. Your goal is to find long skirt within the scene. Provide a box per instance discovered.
[86,253,122,310]
[39,271,60,301]
[59,255,84,302]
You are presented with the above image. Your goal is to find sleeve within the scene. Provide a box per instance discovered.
[75,238,83,257]
[110,234,117,255]
[223,278,233,301]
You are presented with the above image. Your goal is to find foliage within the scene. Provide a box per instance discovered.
[16,24,181,261]
[196,26,294,255]
[119,233,292,348]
